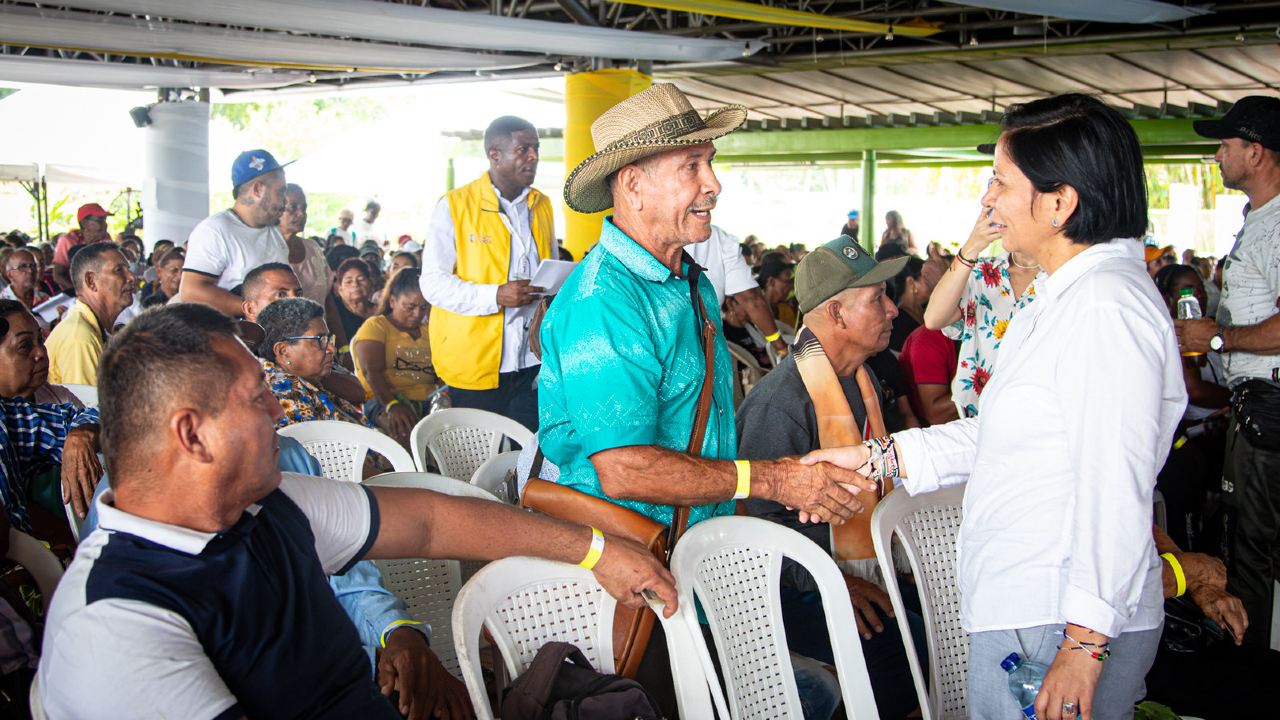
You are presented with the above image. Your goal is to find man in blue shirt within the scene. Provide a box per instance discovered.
[0,397,99,532]
[542,83,872,542]
[39,303,676,719]
[542,84,877,719]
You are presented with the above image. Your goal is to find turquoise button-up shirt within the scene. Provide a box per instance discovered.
[538,217,737,529]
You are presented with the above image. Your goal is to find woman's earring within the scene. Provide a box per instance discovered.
[1051,218,1059,227]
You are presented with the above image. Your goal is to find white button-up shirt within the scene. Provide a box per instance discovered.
[894,239,1185,637]
[421,185,558,374]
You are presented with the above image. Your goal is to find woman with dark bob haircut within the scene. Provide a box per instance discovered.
[808,94,1186,720]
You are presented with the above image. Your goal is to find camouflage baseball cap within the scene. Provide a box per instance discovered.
[795,234,910,314]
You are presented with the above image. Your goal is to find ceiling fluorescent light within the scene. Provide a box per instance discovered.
[49,0,764,63]
[0,6,537,72]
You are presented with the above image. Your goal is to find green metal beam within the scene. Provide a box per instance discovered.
[450,117,1218,168]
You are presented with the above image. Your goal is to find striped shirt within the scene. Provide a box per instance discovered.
[0,398,99,532]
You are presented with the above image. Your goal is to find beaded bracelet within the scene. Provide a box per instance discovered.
[1060,629,1111,661]
[859,436,899,496]
[955,249,978,268]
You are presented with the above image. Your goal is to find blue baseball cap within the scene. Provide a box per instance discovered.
[231,149,293,189]
[847,209,859,219]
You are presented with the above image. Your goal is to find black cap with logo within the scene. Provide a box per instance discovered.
[1193,96,1280,151]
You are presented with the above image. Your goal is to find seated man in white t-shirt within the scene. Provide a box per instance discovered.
[181,149,291,317]
[685,225,791,360]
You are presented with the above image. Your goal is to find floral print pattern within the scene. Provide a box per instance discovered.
[945,253,1039,418]
[263,360,372,429]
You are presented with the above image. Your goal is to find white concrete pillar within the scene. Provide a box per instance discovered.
[142,100,209,252]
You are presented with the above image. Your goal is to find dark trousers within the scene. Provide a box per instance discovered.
[448,365,540,432]
[1145,632,1280,718]
[779,584,926,720]
[1223,417,1280,647]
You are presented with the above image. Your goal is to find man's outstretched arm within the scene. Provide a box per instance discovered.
[367,488,678,616]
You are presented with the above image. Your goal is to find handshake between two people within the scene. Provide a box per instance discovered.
[765,445,883,526]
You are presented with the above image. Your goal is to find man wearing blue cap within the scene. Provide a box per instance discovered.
[181,149,292,317]
[839,208,860,240]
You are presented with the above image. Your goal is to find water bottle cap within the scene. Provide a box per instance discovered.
[1180,287,1194,297]
[1000,652,1022,673]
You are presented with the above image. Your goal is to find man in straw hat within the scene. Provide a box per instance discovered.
[538,83,878,716]
[737,236,922,718]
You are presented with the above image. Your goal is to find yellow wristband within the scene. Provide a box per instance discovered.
[379,619,424,648]
[733,459,751,500]
[385,399,401,410]
[579,527,605,570]
[764,331,782,343]
[1161,552,1187,597]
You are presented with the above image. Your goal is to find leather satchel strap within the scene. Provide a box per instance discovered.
[666,254,716,561]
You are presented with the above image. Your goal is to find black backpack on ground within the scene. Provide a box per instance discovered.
[500,641,665,720]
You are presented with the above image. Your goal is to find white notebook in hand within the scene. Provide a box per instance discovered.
[530,259,577,296]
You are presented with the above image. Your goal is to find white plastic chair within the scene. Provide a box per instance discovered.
[365,471,501,678]
[456,557,682,720]
[871,484,967,720]
[469,450,520,504]
[670,516,880,720]
[410,408,533,480]
[279,420,414,483]
[60,383,97,408]
[7,528,64,613]
[725,341,768,408]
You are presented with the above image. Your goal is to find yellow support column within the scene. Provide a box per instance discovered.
[563,68,651,258]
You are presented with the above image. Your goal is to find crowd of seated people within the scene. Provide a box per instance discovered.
[3,93,1279,720]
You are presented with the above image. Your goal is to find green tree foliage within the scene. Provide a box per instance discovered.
[210,97,385,162]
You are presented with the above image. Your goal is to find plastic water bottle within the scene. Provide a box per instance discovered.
[1176,287,1204,357]
[1001,652,1047,719]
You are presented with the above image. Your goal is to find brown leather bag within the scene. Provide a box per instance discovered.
[520,254,716,678]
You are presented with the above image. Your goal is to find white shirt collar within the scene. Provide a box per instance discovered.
[1038,238,1143,302]
[492,184,531,209]
[95,489,263,556]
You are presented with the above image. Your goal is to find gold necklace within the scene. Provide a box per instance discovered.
[1009,252,1040,270]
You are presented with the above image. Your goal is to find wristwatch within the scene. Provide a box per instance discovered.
[1209,332,1225,353]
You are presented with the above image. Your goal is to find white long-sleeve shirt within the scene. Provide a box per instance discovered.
[420,186,558,374]
[893,238,1186,638]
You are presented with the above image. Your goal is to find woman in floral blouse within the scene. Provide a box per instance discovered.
[924,205,1041,417]
[255,297,371,429]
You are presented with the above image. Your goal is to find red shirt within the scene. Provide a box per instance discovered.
[52,229,86,269]
[899,325,958,424]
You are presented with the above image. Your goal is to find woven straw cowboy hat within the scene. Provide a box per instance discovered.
[563,83,747,214]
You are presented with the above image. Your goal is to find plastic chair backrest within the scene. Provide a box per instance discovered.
[410,408,533,480]
[670,516,879,720]
[452,557,619,720]
[60,383,97,408]
[7,529,64,613]
[365,471,501,678]
[724,341,767,408]
[278,420,414,483]
[871,484,967,720]
[469,450,521,504]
